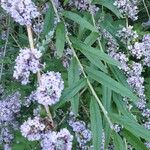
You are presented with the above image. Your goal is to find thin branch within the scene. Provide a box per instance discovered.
[26,25,54,126]
[50,0,113,129]
[142,0,150,19]
[10,33,22,49]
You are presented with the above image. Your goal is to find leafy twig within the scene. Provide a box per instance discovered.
[50,0,113,129]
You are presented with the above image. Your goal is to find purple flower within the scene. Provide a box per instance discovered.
[69,0,99,14]
[142,34,150,66]
[1,0,40,26]
[116,26,138,45]
[41,128,73,150]
[20,116,46,141]
[69,113,92,149]
[114,0,138,21]
[13,48,43,85]
[35,71,64,106]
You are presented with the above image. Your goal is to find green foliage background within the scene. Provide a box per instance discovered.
[0,0,150,149]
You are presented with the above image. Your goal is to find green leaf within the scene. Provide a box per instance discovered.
[82,49,108,73]
[122,130,149,150]
[63,11,98,32]
[84,32,99,46]
[77,13,92,40]
[68,58,80,115]
[54,78,87,109]
[112,131,126,150]
[110,66,132,90]
[42,3,54,37]
[102,86,112,111]
[113,93,135,120]
[102,86,112,149]
[86,66,138,102]
[104,123,111,149]
[111,114,150,140]
[145,77,150,100]
[12,131,38,150]
[55,22,66,58]
[90,97,102,150]
[71,37,120,67]
[100,14,120,36]
[93,0,123,18]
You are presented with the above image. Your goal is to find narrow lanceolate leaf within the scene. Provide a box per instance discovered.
[100,17,117,36]
[93,0,123,18]
[111,114,150,140]
[54,78,87,109]
[113,93,135,120]
[86,66,138,102]
[84,32,99,46]
[90,97,102,150]
[102,86,111,111]
[70,37,120,67]
[102,86,112,149]
[81,49,108,73]
[63,11,98,32]
[55,22,65,58]
[122,130,149,150]
[110,66,132,90]
[112,131,126,150]
[68,58,80,115]
[42,3,54,37]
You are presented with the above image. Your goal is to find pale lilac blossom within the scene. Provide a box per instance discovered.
[128,42,145,59]
[116,26,138,45]
[69,0,99,14]
[69,112,92,149]
[20,117,46,141]
[13,48,43,85]
[142,34,150,66]
[0,92,21,150]
[114,0,138,21]
[1,0,40,25]
[35,71,64,106]
[41,128,73,150]
[145,142,150,149]
[143,121,150,130]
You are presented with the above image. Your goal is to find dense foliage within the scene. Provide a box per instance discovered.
[0,0,150,150]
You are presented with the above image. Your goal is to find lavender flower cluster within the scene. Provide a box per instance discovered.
[120,32,150,114]
[142,34,150,66]
[1,0,40,26]
[115,27,149,109]
[0,92,21,149]
[145,142,150,149]
[116,26,138,45]
[20,116,46,141]
[102,28,129,72]
[0,92,21,125]
[0,128,14,150]
[20,116,73,149]
[103,27,150,148]
[114,0,138,21]
[33,21,44,34]
[35,71,64,106]
[69,113,92,149]
[13,48,43,85]
[69,0,99,14]
[117,28,150,68]
[41,128,73,150]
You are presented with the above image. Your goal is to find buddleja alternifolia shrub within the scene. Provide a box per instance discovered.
[0,0,150,149]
